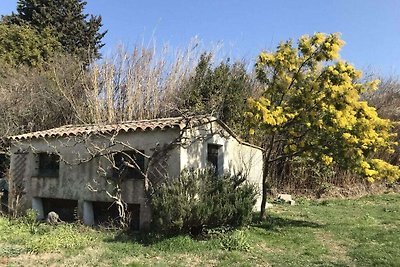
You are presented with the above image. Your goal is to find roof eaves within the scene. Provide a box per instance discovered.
[8,116,217,141]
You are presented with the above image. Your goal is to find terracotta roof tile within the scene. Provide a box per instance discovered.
[10,116,217,141]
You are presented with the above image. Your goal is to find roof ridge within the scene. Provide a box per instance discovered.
[57,115,214,128]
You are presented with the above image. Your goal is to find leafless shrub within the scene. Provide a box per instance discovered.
[78,41,207,123]
[0,55,86,136]
[363,75,400,121]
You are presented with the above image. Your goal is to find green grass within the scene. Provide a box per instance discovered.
[1,193,399,266]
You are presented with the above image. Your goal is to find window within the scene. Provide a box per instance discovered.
[37,153,59,177]
[112,150,145,180]
[207,144,222,175]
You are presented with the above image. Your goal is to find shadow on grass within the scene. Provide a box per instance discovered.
[102,216,323,246]
[102,228,197,247]
[102,211,324,245]
[253,214,323,231]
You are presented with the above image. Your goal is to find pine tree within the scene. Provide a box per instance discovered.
[7,0,106,63]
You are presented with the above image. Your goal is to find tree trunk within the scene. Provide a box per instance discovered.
[260,157,270,220]
[259,135,275,220]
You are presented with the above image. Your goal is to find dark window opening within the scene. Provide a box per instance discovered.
[0,154,9,178]
[92,201,140,230]
[42,198,78,222]
[0,178,8,213]
[112,150,145,180]
[207,144,221,175]
[37,153,59,177]
[0,192,7,214]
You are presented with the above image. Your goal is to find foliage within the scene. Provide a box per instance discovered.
[246,33,400,217]
[22,209,40,234]
[219,229,250,251]
[179,53,253,134]
[363,75,400,167]
[0,23,61,67]
[150,170,257,235]
[6,0,106,63]
[249,32,399,182]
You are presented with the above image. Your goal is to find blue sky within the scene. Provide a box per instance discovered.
[1,0,400,75]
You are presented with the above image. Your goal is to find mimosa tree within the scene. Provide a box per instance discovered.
[246,33,400,218]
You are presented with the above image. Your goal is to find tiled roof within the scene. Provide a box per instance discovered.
[10,116,217,141]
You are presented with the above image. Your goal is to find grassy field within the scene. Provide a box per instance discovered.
[0,193,399,266]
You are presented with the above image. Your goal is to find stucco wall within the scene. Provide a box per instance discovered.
[180,121,263,210]
[10,128,181,228]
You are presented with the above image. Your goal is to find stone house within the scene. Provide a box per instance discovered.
[8,116,263,230]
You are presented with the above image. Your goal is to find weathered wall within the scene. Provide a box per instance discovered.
[10,121,263,228]
[10,128,181,228]
[180,121,264,210]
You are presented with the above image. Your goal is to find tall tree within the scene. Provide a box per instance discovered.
[0,23,61,67]
[246,33,400,218]
[7,0,106,63]
[179,54,253,135]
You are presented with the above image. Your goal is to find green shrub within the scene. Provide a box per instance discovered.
[150,170,257,235]
[220,229,250,251]
[22,209,40,234]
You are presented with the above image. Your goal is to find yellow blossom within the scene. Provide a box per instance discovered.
[321,155,333,165]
